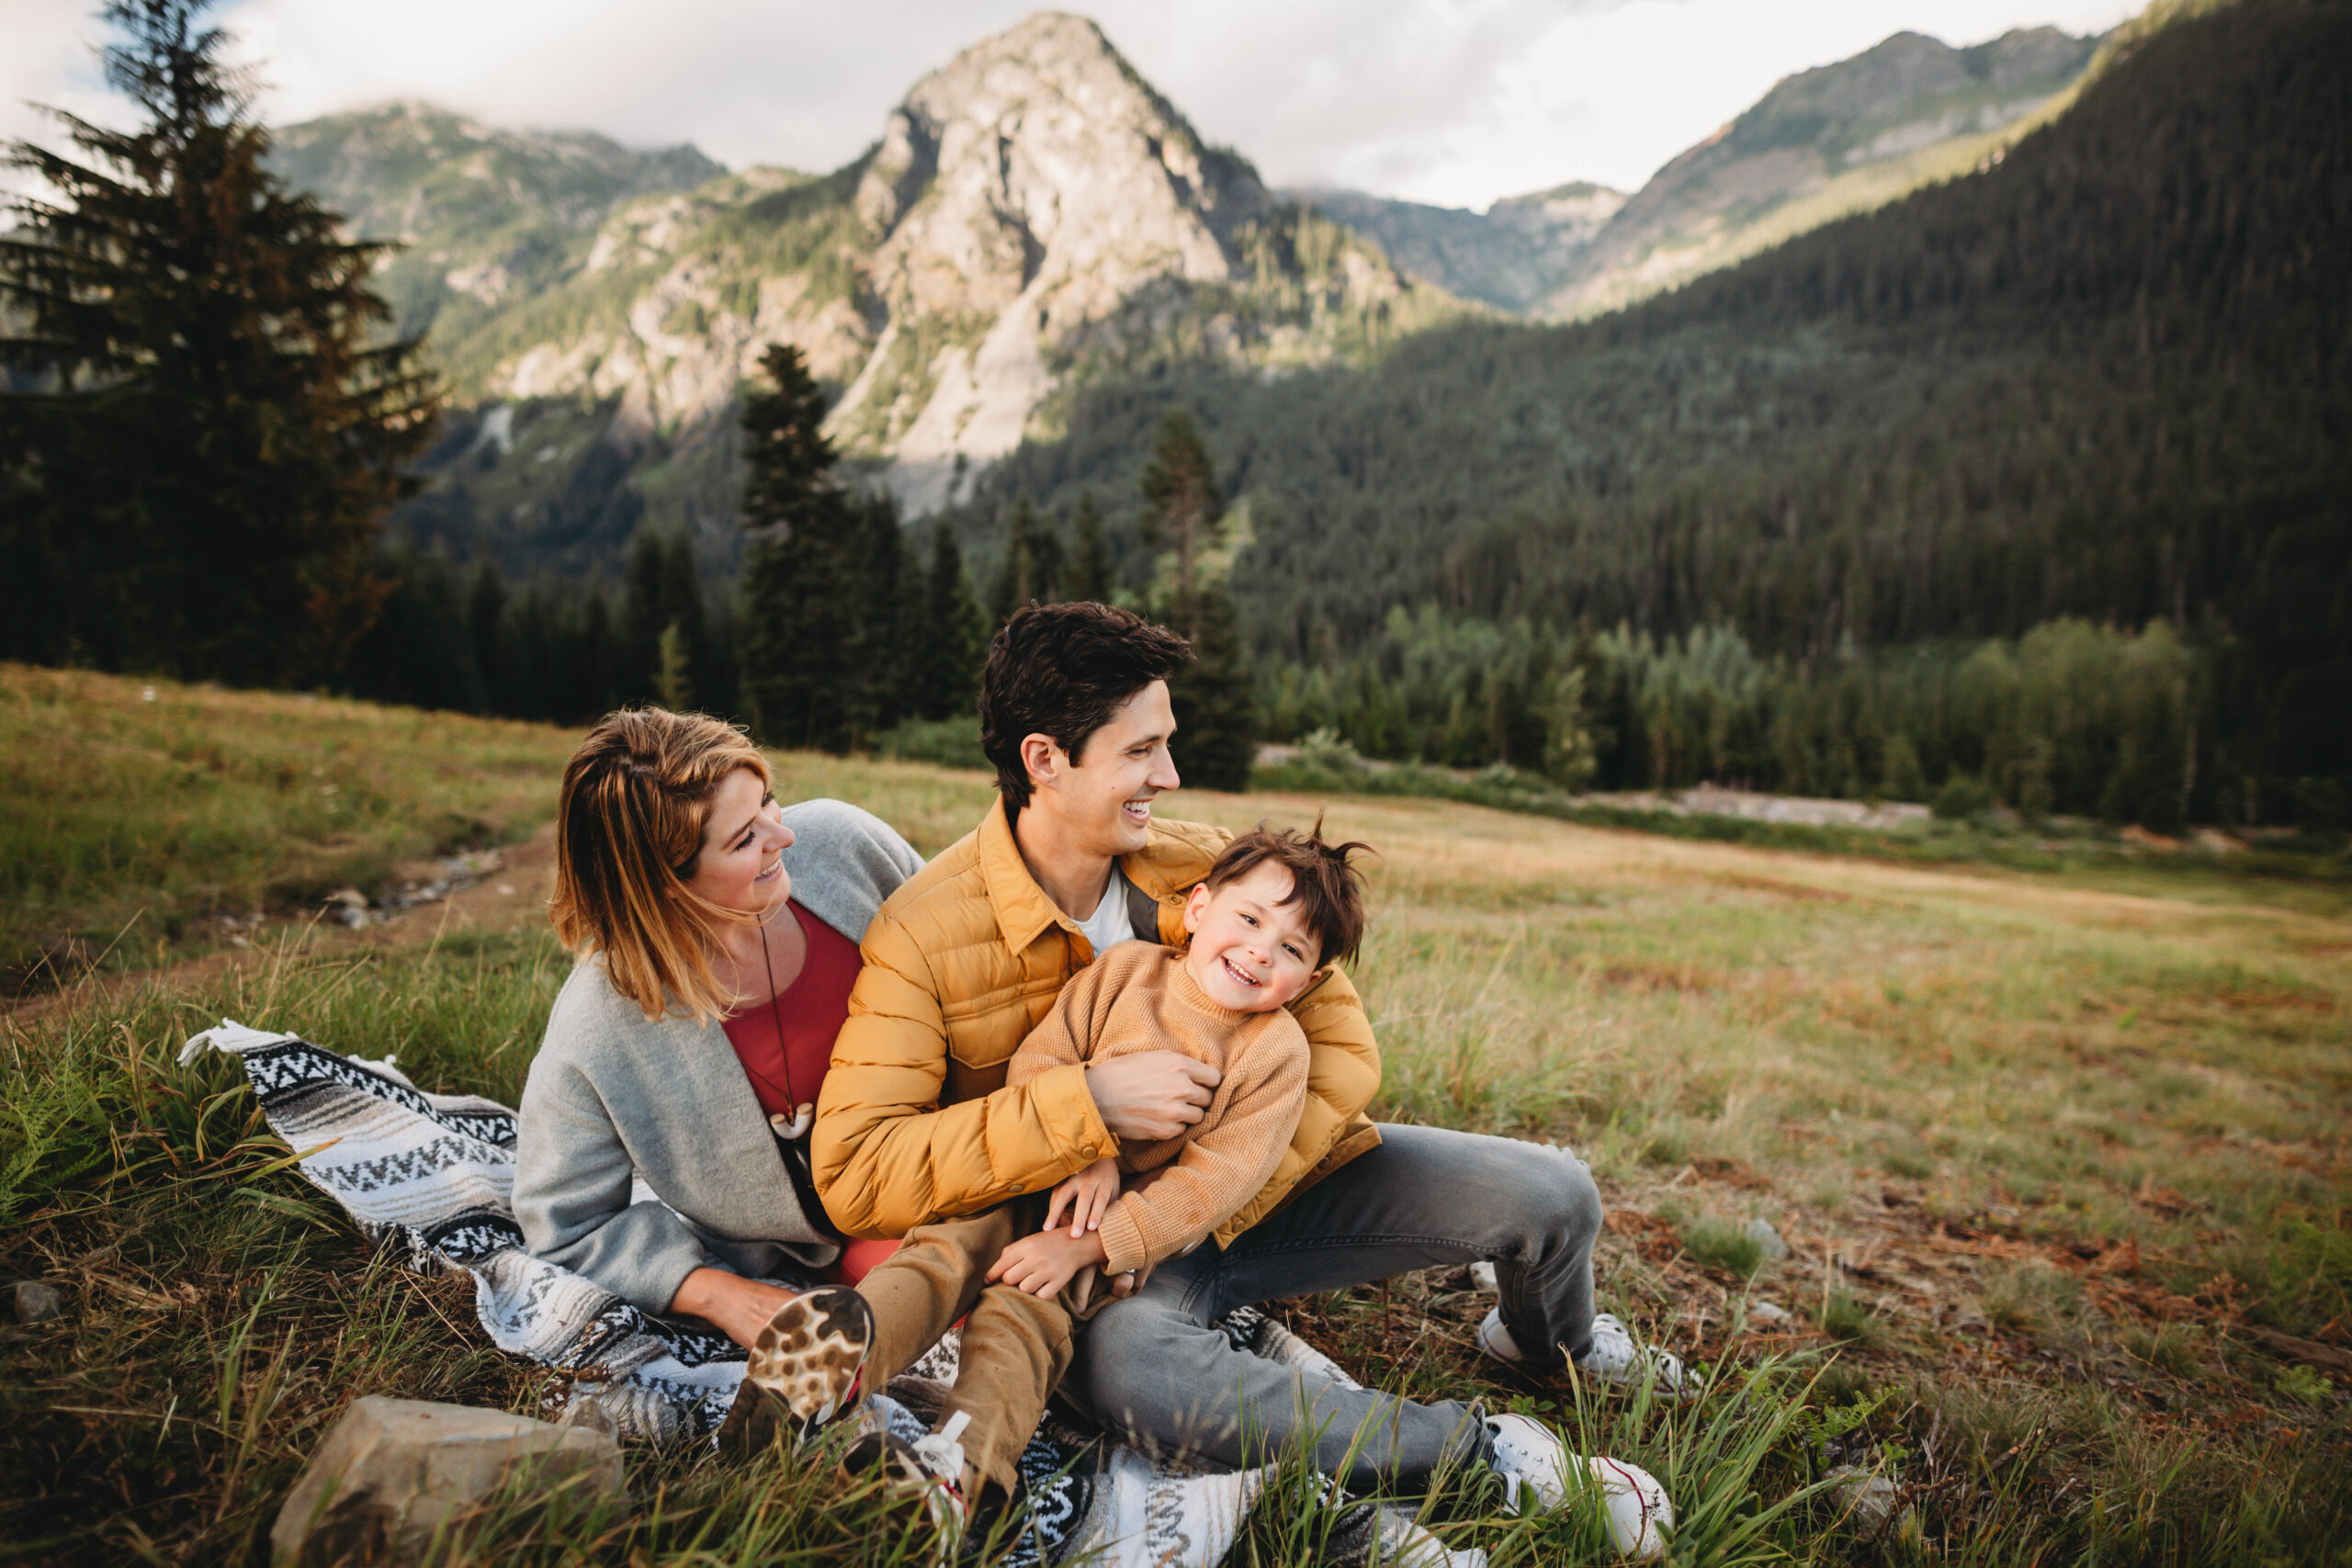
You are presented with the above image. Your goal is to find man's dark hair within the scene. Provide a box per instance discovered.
[1204,818,1374,967]
[980,602,1192,810]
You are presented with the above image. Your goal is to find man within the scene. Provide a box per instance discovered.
[814,602,1678,1509]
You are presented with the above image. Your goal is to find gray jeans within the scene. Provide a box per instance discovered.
[1061,1123,1602,1493]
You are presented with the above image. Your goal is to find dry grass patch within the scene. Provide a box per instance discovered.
[1,750,2346,1562]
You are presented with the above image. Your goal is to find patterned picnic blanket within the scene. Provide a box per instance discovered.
[183,1021,1481,1568]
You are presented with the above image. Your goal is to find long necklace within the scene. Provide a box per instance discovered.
[752,907,814,1140]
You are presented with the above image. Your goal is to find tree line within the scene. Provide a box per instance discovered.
[1264,608,2237,831]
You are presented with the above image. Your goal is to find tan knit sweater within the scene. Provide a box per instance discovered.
[1006,942,1309,1275]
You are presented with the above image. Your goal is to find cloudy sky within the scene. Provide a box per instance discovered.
[6,0,2142,209]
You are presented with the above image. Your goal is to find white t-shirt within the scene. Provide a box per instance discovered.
[1073,863,1136,955]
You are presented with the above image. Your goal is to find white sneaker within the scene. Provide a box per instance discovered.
[1575,1312,1686,1394]
[911,1409,973,1497]
[1478,1307,1687,1396]
[1586,1455,1675,1559]
[843,1408,971,1552]
[1476,1306,1530,1365]
[1486,1415,1672,1559]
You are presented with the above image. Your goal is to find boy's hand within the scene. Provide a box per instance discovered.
[1044,1156,1121,1238]
[988,1226,1109,1300]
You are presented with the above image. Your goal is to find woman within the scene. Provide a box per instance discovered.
[513,708,921,1348]
[514,709,1058,1529]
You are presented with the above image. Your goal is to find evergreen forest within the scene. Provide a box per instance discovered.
[2,0,2346,832]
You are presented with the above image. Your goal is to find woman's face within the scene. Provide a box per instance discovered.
[684,768,793,916]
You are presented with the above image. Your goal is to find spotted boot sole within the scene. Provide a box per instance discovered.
[718,1286,874,1455]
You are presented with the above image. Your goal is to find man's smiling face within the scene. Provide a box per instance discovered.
[1046,678,1181,859]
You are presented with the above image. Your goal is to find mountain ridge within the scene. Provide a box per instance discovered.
[1542,24,2100,317]
[273,9,2110,569]
[1287,24,2099,320]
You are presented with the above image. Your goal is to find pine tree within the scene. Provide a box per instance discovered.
[621,529,671,697]
[846,491,922,745]
[1139,410,1254,789]
[621,529,710,707]
[1138,410,1221,602]
[655,624,694,711]
[737,343,861,750]
[463,561,506,714]
[341,546,482,714]
[0,0,435,684]
[1068,489,1114,604]
[989,491,1066,623]
[1166,583,1257,791]
[915,522,989,721]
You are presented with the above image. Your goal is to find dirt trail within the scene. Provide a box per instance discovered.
[5,823,560,1028]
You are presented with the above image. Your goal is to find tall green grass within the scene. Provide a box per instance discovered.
[0,665,581,978]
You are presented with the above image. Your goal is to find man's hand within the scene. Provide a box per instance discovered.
[669,1267,801,1349]
[1045,1155,1122,1237]
[1085,1051,1219,1141]
[987,1226,1109,1300]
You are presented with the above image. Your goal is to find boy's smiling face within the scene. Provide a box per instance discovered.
[1181,862,1323,1013]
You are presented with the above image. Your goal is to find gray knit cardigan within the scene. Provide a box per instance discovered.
[514,798,924,1315]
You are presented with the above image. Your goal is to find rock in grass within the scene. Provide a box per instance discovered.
[1744,1218,1791,1261]
[13,1280,65,1325]
[1826,1464,1912,1537]
[1747,1299,1790,1326]
[271,1396,622,1563]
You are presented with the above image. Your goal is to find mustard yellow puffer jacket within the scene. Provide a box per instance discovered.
[812,799,1382,1241]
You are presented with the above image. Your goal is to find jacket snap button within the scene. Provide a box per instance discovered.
[1082,1144,1097,1157]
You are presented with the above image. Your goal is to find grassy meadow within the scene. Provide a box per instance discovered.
[3,672,2346,1563]
[0,665,582,993]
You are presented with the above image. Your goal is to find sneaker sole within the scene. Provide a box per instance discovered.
[719,1286,874,1453]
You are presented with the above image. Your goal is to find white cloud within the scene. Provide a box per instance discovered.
[2,0,2146,211]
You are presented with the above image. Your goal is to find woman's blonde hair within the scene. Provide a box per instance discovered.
[550,708,771,1022]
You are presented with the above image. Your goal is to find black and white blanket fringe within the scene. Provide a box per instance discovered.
[183,1021,1483,1568]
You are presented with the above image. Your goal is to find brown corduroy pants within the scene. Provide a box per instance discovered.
[854,1195,1094,1495]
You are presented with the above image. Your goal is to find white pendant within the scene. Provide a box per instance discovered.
[769,1103,814,1140]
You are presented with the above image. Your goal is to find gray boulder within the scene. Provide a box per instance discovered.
[1826,1464,1915,1539]
[13,1280,67,1325]
[271,1396,622,1562]
[1744,1218,1792,1261]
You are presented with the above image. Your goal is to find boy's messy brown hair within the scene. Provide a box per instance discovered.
[1203,818,1374,967]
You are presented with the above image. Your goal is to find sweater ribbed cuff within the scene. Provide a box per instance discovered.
[1098,1200,1152,1277]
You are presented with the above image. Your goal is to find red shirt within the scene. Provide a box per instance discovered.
[720,899,897,1284]
[720,899,860,1122]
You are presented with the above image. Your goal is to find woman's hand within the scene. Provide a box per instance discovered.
[987,1226,1109,1300]
[1043,1156,1122,1237]
[669,1267,804,1349]
[1085,1052,1219,1141]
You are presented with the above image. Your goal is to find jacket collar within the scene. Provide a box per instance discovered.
[978,795,1193,954]
[978,796,1080,954]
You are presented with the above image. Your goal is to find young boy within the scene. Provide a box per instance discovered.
[793,821,1371,1537]
[991,819,1371,1308]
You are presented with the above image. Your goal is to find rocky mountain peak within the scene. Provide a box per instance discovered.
[854,11,1261,323]
[828,10,1320,509]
